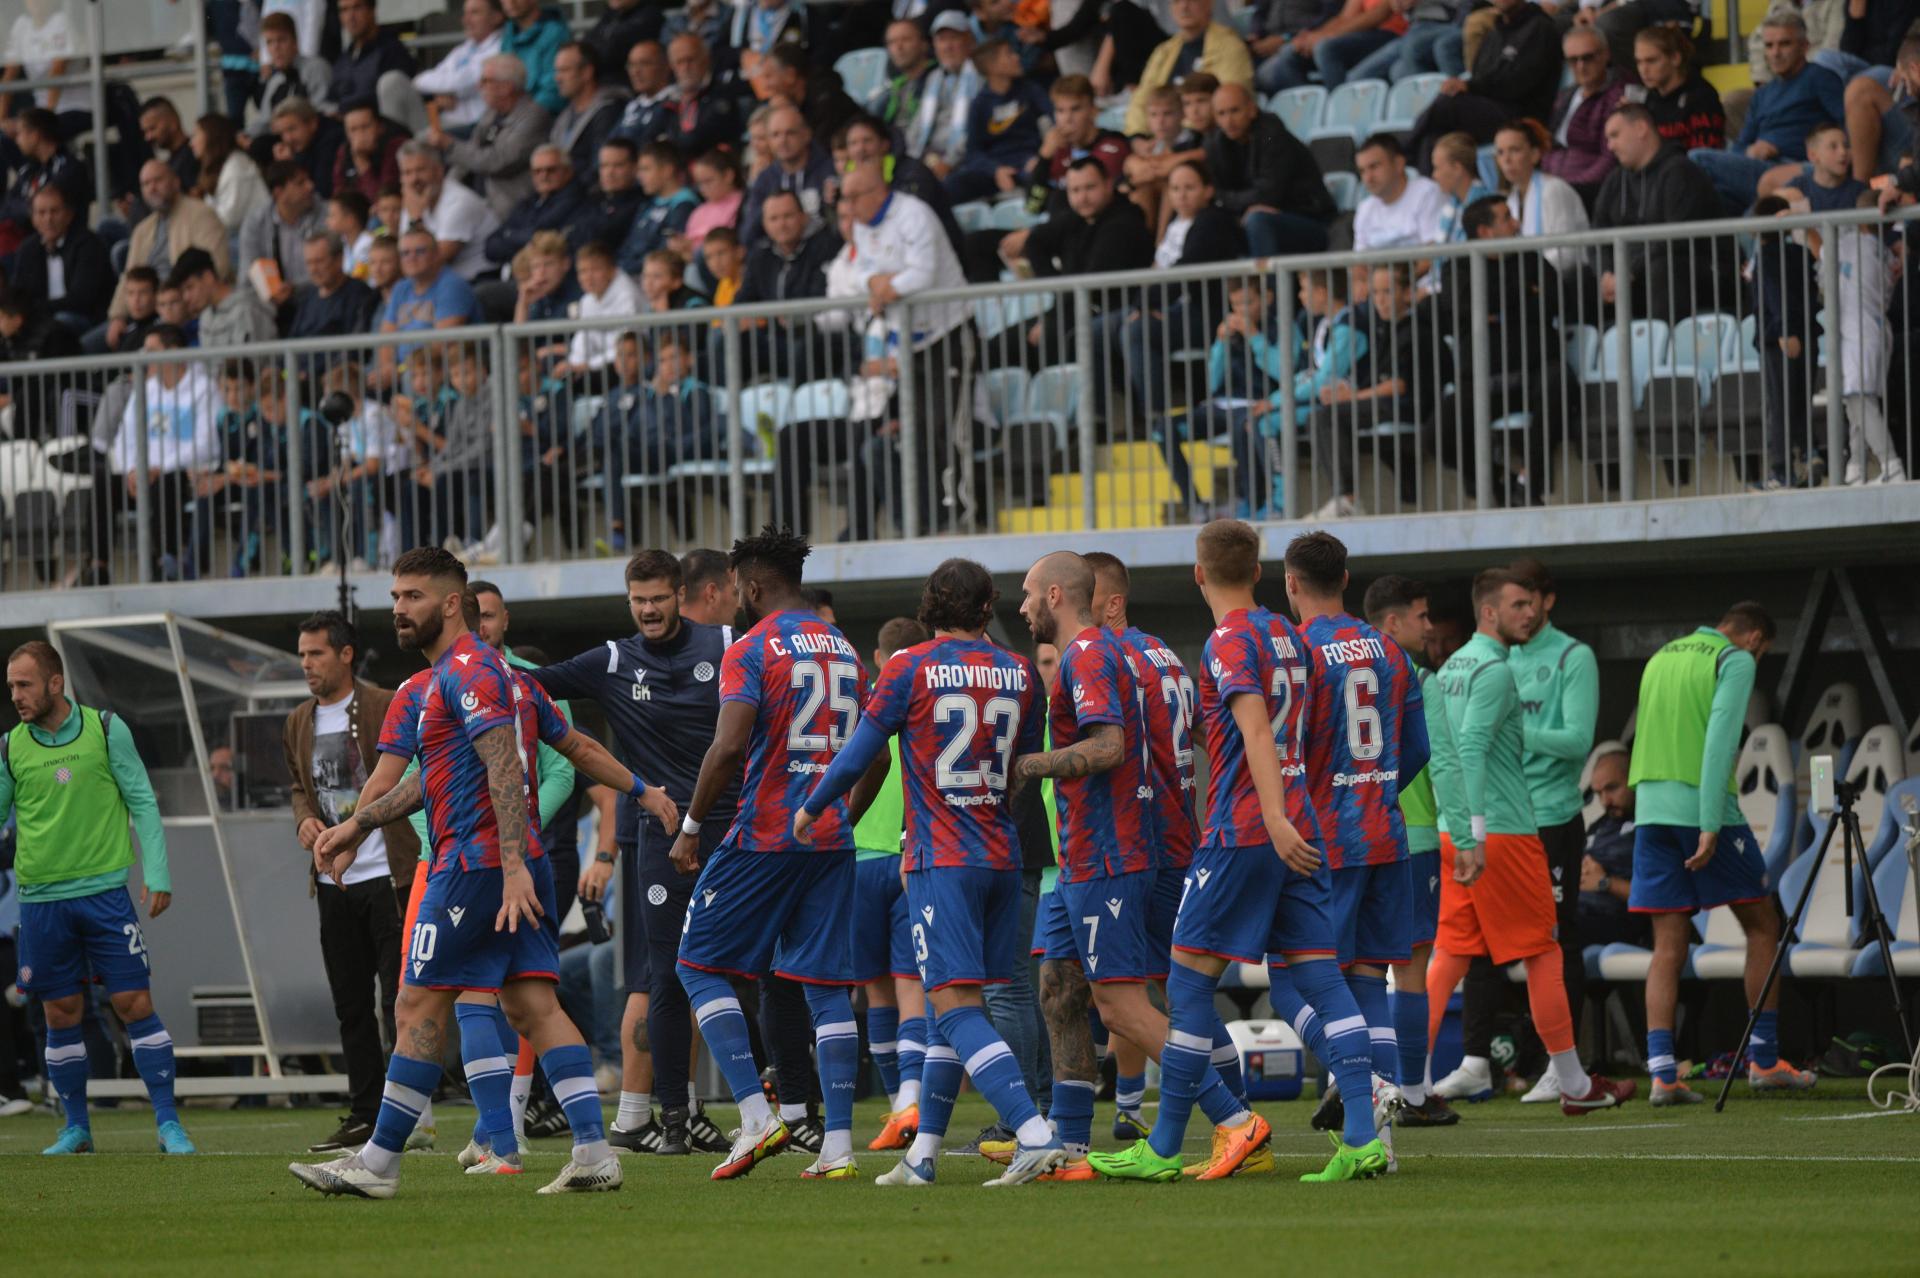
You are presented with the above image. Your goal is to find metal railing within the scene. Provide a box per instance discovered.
[0,205,1912,594]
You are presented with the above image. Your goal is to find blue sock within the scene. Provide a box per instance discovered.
[804,984,858,1142]
[44,1023,89,1131]
[1050,1078,1095,1152]
[1149,963,1227,1159]
[124,1014,179,1127]
[896,1015,926,1097]
[1291,959,1377,1148]
[1210,1019,1246,1101]
[1266,962,1331,1062]
[540,1042,608,1158]
[455,1002,516,1155]
[868,1004,902,1099]
[1749,1010,1779,1070]
[1646,1028,1677,1084]
[366,1052,442,1173]
[679,967,766,1109]
[1394,991,1429,1094]
[916,1019,962,1140]
[1347,972,1395,1082]
[1114,1072,1146,1114]
[934,1005,1042,1140]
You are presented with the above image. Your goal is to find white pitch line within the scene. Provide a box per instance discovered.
[1402,1151,1920,1164]
[1442,1122,1681,1134]
[1782,1109,1912,1122]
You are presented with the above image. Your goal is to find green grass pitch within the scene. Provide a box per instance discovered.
[5,1084,1916,1277]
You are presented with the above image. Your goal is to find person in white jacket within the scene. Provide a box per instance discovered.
[110,326,220,580]
[1495,121,1589,276]
[557,241,642,375]
[1812,208,1907,485]
[397,0,507,134]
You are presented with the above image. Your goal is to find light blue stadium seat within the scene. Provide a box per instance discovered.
[789,378,850,423]
[1667,312,1741,407]
[954,200,993,233]
[1736,725,1798,886]
[979,367,1030,428]
[1476,144,1499,190]
[1850,847,1919,977]
[1570,323,1604,383]
[1311,79,1387,145]
[1598,320,1670,410]
[1843,725,1908,851]
[973,292,1054,342]
[988,201,1043,231]
[1096,105,1128,132]
[1271,85,1326,140]
[1381,73,1445,132]
[1598,940,1691,981]
[723,382,792,435]
[1006,364,1079,454]
[834,48,891,105]
[1322,171,1359,211]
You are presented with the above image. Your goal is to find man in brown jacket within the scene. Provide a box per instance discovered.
[102,161,233,350]
[283,609,422,1154]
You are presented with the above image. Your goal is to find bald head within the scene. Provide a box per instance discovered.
[1019,551,1096,645]
[1212,82,1257,141]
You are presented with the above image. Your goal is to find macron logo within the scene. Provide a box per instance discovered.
[455,653,472,666]
[1105,898,1123,918]
[921,905,935,925]
[1087,955,1100,973]
[1075,639,1093,652]
[1195,868,1212,889]
[411,960,424,978]
[703,890,717,908]
[448,906,466,928]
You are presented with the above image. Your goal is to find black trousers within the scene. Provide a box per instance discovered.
[638,820,713,1110]
[317,876,403,1123]
[1539,815,1589,1035]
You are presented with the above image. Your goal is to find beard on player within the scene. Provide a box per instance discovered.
[393,603,444,652]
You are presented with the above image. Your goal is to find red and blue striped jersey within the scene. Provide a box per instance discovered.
[1049,625,1159,883]
[377,669,434,759]
[1198,607,1320,849]
[719,609,868,852]
[413,633,568,874]
[863,636,1044,872]
[1300,613,1418,868]
[1118,626,1198,869]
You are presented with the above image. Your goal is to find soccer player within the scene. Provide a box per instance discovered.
[292,548,650,1197]
[849,615,933,1152]
[1022,549,1273,1181]
[669,528,877,1181]
[1283,532,1427,1167]
[1423,569,1633,1117]
[1628,602,1813,1101]
[1090,521,1381,1183]
[532,550,740,1156]
[1505,558,1598,1104]
[3,640,195,1156]
[1362,575,1459,1126]
[799,558,1070,1186]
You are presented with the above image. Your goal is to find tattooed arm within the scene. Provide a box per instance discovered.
[474,723,544,933]
[353,769,426,830]
[1011,723,1123,782]
[314,768,426,883]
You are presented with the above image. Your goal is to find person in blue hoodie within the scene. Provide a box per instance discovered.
[942,38,1051,203]
[618,142,701,274]
[500,0,571,114]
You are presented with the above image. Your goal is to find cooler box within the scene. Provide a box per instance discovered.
[1226,1019,1305,1100]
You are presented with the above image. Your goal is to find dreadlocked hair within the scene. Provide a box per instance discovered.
[729,524,811,588]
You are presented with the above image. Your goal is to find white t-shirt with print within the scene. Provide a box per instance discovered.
[311,696,390,887]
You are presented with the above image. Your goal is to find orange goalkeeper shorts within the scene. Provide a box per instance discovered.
[1437,832,1558,964]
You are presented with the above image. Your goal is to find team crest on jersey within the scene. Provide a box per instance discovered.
[1536,668,1550,681]
[54,767,71,784]
[1105,898,1123,918]
[1209,658,1223,679]
[647,884,668,906]
[448,906,466,927]
[694,661,715,683]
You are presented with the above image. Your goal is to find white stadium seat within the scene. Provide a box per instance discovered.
[1778,814,1863,977]
[1796,681,1863,810]
[1737,724,1797,884]
[1843,725,1906,845]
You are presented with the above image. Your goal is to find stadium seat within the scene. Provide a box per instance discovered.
[1270,86,1326,141]
[1476,144,1498,191]
[973,292,1054,343]
[1579,738,1627,828]
[1843,724,1907,843]
[1010,364,1080,456]
[724,382,793,436]
[1381,74,1445,132]
[978,367,1030,429]
[1778,814,1863,977]
[1690,901,1753,979]
[1596,320,1670,411]
[1736,724,1797,885]
[1308,79,1387,174]
[1664,312,1742,408]
[834,48,890,105]
[1796,681,1863,828]
[789,378,851,423]
[989,201,1043,231]
[1096,105,1128,132]
[1322,171,1359,212]
[1908,719,1920,777]
[953,201,993,233]
[1850,846,1920,977]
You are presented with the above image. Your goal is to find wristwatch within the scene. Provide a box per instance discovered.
[1597,873,1612,892]
[594,850,615,865]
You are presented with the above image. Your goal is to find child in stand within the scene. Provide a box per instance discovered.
[1808,194,1908,484]
[372,181,403,237]
[327,190,375,279]
[1124,76,1213,231]
[395,344,494,551]
[206,359,287,576]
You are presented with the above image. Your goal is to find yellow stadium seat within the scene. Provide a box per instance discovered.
[1702,63,1754,96]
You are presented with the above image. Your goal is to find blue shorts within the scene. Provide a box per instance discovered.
[406,858,561,992]
[1172,844,1337,965]
[1031,888,1074,961]
[853,855,915,983]
[1329,859,1414,966]
[1410,852,1441,947]
[1056,867,1170,983]
[904,864,1020,991]
[17,887,152,1000]
[1629,823,1771,914]
[677,847,855,985]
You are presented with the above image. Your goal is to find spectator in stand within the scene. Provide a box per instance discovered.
[112,267,162,352]
[1018,75,1129,215]
[702,226,745,305]
[1595,103,1735,323]
[239,162,326,316]
[683,148,745,253]
[397,140,502,280]
[403,0,507,135]
[741,107,835,249]
[762,45,862,145]
[289,232,381,340]
[1256,0,1407,93]
[1497,119,1589,273]
[620,328,723,477]
[486,144,584,270]
[663,35,745,161]
[611,40,675,149]
[511,229,582,324]
[1843,32,1920,189]
[586,0,666,80]
[906,13,982,182]
[943,38,1051,202]
[156,280,195,342]
[269,98,344,199]
[307,361,406,569]
[1748,193,1813,492]
[734,0,809,91]
[500,0,570,115]
[136,98,201,213]
[333,0,418,127]
[174,247,276,351]
[261,0,328,59]
[1,0,78,129]
[103,161,233,352]
[1544,27,1627,203]
[1352,131,1446,253]
[621,141,702,272]
[194,112,271,231]
[365,235,402,310]
[544,241,642,378]
[873,20,935,128]
[1206,81,1335,256]
[10,186,111,337]
[1124,0,1254,136]
[205,361,288,576]
[1776,121,1870,213]
[1013,155,1154,371]
[328,191,376,277]
[1350,0,1470,83]
[378,225,480,383]
[111,325,220,579]
[250,11,334,143]
[333,100,405,206]
[1198,274,1312,518]
[1407,0,1563,169]
[727,189,841,381]
[394,343,493,549]
[1430,130,1493,243]
[638,247,706,315]
[0,107,90,254]
[839,113,965,251]
[1624,27,1725,155]
[1690,13,1844,215]
[1125,84,1197,229]
[0,290,78,436]
[1249,0,1340,95]
[572,138,647,250]
[551,41,628,179]
[429,53,551,224]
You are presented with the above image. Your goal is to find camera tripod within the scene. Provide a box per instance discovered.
[1716,778,1916,1110]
